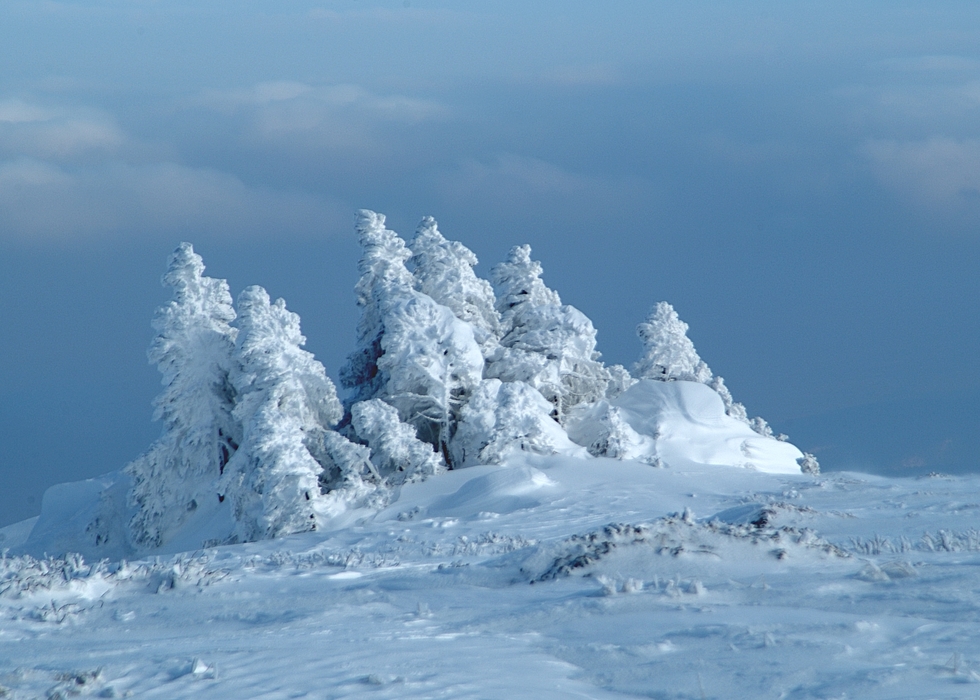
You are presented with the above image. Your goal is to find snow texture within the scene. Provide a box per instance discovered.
[8,457,980,698]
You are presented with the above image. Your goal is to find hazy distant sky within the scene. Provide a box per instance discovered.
[3,1,980,526]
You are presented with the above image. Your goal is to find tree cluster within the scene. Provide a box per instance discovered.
[123,211,812,550]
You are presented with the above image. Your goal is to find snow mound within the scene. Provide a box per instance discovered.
[569,379,805,474]
[414,465,555,519]
[19,472,133,561]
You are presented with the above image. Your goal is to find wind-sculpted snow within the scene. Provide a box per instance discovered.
[7,458,980,696]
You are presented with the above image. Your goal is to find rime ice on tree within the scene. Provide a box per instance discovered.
[343,211,484,465]
[125,243,240,549]
[487,244,610,423]
[410,216,501,354]
[633,302,712,384]
[222,286,344,542]
[340,210,417,407]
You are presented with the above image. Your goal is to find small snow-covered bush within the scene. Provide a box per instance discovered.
[350,399,445,485]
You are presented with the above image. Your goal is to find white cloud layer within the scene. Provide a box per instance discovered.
[0,157,346,241]
[862,137,980,209]
[0,99,127,160]
[186,81,448,156]
[0,95,347,241]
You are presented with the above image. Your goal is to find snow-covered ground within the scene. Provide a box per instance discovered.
[4,457,980,699]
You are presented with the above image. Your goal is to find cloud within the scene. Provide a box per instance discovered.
[0,98,127,160]
[542,64,622,87]
[0,94,352,242]
[433,153,647,216]
[189,81,448,155]
[0,98,54,123]
[196,81,446,123]
[439,154,597,199]
[0,158,347,241]
[873,55,980,75]
[862,137,980,209]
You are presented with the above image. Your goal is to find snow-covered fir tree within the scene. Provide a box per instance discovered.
[633,302,712,384]
[350,399,445,486]
[339,210,417,407]
[376,293,484,463]
[221,286,344,542]
[125,243,240,549]
[342,211,484,465]
[410,216,501,354]
[487,244,610,423]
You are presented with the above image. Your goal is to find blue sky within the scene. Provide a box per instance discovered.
[2,1,980,526]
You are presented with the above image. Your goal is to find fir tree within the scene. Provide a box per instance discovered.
[376,292,484,464]
[633,302,711,383]
[126,243,240,549]
[410,216,501,354]
[221,286,343,542]
[339,210,416,406]
[342,211,484,465]
[487,244,609,423]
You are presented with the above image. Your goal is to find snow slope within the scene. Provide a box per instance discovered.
[4,456,980,698]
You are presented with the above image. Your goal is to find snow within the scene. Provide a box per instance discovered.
[612,379,804,474]
[6,460,980,697]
